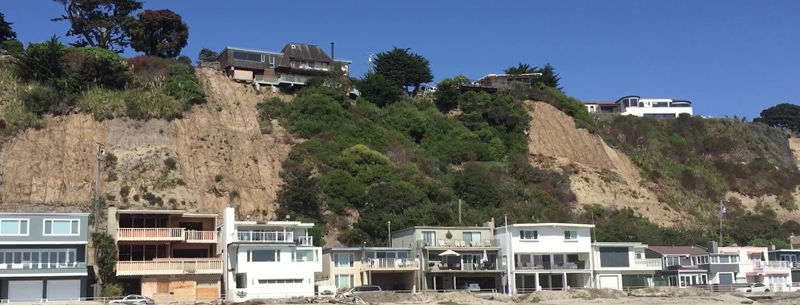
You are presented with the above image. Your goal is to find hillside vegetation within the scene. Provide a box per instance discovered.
[0,14,798,250]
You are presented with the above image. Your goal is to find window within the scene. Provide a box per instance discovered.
[44,219,79,236]
[293,249,316,262]
[258,279,303,284]
[235,273,247,289]
[652,101,670,107]
[422,231,436,246]
[334,253,354,267]
[249,249,280,262]
[334,274,354,288]
[0,219,28,235]
[463,232,480,244]
[268,56,276,68]
[520,230,538,240]
[563,230,578,240]
[232,51,263,62]
[634,252,644,259]
[0,248,78,268]
[664,256,681,266]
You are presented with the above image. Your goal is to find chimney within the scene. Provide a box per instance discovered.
[330,42,335,62]
[707,241,719,254]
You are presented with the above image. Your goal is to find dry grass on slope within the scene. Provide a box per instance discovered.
[524,101,686,226]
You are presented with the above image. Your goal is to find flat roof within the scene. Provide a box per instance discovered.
[593,242,647,247]
[323,247,412,252]
[115,209,217,218]
[391,225,493,235]
[0,212,90,216]
[219,46,352,63]
[496,223,595,230]
[234,221,314,228]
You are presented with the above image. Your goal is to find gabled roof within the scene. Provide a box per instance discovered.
[648,245,708,256]
[277,42,333,67]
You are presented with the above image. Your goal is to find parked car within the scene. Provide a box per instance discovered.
[109,295,155,305]
[339,285,382,297]
[735,283,770,293]
[458,282,481,292]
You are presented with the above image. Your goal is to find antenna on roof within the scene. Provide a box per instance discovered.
[367,53,375,73]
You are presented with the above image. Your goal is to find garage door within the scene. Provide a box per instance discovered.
[8,280,43,302]
[598,275,620,289]
[46,279,81,301]
[718,273,734,285]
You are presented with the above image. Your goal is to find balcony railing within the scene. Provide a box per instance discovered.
[297,235,314,246]
[185,231,217,243]
[234,230,313,245]
[117,228,185,241]
[0,262,87,270]
[633,258,663,269]
[417,239,497,248]
[754,260,793,269]
[429,259,500,271]
[253,74,310,85]
[515,261,590,270]
[116,259,223,276]
[361,258,419,271]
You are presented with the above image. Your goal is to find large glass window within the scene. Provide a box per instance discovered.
[0,219,28,235]
[293,249,316,262]
[520,230,538,240]
[233,51,263,62]
[564,230,578,240]
[44,219,79,235]
[463,232,480,244]
[334,253,354,267]
[249,250,280,262]
[334,274,354,288]
[0,248,78,268]
[422,231,436,246]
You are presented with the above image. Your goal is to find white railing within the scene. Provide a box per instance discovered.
[633,258,663,269]
[0,262,87,270]
[234,231,294,243]
[117,228,185,241]
[297,235,313,246]
[185,230,218,243]
[361,258,419,271]
[754,260,793,269]
[116,259,223,276]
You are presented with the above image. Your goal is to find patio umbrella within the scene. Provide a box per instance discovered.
[438,249,461,256]
[482,250,489,262]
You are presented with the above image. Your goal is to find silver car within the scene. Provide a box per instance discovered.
[109,294,155,305]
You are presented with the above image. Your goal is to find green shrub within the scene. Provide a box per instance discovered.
[2,39,23,56]
[164,63,204,104]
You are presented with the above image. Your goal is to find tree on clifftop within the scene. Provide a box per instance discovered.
[0,12,17,42]
[51,0,143,52]
[127,9,189,58]
[754,103,800,133]
[373,47,433,96]
[504,62,562,90]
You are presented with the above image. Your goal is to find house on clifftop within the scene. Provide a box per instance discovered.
[584,95,693,119]
[214,43,357,95]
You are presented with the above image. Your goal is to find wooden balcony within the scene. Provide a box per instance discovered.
[185,230,218,243]
[361,258,419,272]
[116,259,223,276]
[117,228,185,241]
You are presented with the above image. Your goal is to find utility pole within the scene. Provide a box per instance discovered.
[718,200,726,245]
[504,214,513,296]
[94,143,105,231]
[458,199,462,224]
[387,221,391,247]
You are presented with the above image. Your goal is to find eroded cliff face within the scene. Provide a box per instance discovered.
[524,101,687,226]
[0,68,294,219]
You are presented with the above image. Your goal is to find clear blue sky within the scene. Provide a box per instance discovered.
[2,0,798,118]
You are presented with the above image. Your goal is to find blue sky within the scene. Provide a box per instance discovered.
[2,0,798,118]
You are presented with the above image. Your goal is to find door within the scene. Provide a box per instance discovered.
[8,280,43,302]
[598,275,620,289]
[718,273,734,285]
[46,279,81,301]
